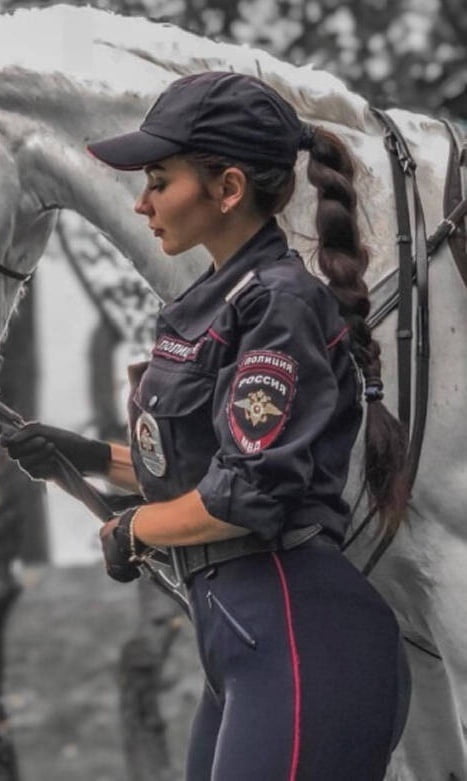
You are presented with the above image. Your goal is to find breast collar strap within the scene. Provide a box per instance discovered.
[0,263,33,283]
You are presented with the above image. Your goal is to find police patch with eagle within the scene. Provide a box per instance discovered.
[228,350,298,454]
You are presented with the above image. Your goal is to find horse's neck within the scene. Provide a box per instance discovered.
[0,4,368,131]
[0,69,209,301]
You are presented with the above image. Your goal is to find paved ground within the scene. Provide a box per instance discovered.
[4,563,201,781]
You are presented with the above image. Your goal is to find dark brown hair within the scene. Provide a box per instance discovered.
[185,138,409,533]
[304,128,409,532]
[184,151,295,217]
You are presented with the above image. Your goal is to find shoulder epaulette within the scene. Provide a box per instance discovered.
[224,270,256,302]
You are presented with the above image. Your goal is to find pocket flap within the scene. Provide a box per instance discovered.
[139,363,214,417]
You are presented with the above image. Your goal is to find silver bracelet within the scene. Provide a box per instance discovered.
[129,508,144,563]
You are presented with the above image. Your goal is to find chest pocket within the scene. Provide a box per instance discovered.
[131,359,218,502]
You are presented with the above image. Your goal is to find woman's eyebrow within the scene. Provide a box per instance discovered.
[144,163,166,174]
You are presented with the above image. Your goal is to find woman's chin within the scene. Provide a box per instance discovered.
[160,238,193,257]
[162,245,181,257]
[158,238,177,256]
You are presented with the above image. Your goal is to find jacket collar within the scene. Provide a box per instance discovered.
[160,218,289,339]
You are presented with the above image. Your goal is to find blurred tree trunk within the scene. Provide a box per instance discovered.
[88,319,126,442]
[0,281,48,780]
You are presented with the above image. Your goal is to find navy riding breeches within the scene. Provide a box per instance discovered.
[186,538,411,781]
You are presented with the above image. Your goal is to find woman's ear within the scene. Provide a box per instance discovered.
[218,167,248,214]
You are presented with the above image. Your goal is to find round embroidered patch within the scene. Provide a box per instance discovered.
[135,411,167,477]
[228,350,298,454]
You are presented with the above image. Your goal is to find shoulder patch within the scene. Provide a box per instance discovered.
[228,350,298,454]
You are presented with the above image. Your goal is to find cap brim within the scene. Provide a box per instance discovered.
[87,129,183,170]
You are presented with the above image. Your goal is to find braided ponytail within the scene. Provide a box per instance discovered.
[300,125,409,532]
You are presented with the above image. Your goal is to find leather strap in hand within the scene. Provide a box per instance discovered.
[99,509,147,584]
[1,422,111,481]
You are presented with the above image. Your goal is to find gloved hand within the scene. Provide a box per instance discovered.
[99,508,145,584]
[1,422,111,481]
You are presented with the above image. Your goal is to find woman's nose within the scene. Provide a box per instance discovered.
[134,191,152,215]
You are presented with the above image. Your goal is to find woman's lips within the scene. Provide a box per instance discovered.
[154,229,164,237]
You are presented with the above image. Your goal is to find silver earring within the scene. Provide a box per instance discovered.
[221,204,228,214]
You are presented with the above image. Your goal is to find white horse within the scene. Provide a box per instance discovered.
[0,6,466,780]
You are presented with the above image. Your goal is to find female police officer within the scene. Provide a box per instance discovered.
[4,72,411,779]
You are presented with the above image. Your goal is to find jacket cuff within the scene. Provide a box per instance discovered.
[197,461,284,540]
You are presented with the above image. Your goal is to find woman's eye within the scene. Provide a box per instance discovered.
[148,179,166,192]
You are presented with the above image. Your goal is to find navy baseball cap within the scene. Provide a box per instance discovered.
[87,71,302,170]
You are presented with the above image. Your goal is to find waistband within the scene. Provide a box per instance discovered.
[170,523,339,583]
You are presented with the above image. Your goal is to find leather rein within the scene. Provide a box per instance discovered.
[0,400,191,616]
[343,110,467,576]
[0,265,32,282]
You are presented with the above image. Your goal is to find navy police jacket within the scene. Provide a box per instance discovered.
[128,219,362,545]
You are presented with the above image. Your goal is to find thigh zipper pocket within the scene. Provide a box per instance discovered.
[206,590,257,649]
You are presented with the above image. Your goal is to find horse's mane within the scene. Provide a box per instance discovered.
[0,3,370,130]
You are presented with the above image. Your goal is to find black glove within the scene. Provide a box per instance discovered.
[100,509,145,584]
[1,422,111,481]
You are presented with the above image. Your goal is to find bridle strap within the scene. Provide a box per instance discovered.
[362,164,430,575]
[345,119,467,568]
[442,119,467,285]
[373,108,415,433]
[345,110,430,576]
[406,156,430,490]
[365,188,467,332]
[0,263,32,283]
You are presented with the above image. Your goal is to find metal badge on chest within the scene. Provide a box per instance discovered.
[135,411,167,477]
